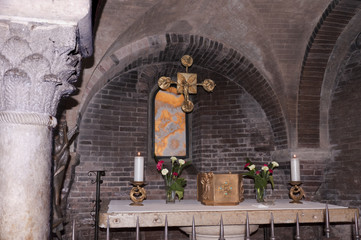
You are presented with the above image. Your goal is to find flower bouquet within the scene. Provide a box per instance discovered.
[243,158,279,202]
[156,156,191,203]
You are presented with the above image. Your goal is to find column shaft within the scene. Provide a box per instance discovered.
[0,124,52,239]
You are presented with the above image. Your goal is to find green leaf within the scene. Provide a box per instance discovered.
[242,172,255,177]
[170,178,186,191]
[176,190,184,200]
[254,176,267,189]
[173,164,179,173]
[169,178,186,200]
[269,175,275,189]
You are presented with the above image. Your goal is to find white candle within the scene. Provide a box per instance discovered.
[291,154,301,181]
[134,152,144,182]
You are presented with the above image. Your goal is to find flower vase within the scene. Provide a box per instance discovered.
[166,187,176,204]
[255,187,266,203]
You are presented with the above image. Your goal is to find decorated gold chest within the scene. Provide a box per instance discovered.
[197,172,244,206]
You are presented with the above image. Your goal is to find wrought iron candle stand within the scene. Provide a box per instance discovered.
[289,181,305,204]
[88,170,105,240]
[130,181,147,206]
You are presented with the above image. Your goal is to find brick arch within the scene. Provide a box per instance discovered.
[314,36,361,209]
[297,0,361,148]
[80,34,288,149]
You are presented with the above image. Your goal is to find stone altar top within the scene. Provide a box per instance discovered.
[100,199,358,228]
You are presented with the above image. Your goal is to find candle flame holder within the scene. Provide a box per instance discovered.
[130,181,147,206]
[289,181,305,204]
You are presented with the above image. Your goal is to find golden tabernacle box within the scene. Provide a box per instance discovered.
[197,172,244,206]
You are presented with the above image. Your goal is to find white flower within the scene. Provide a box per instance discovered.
[161,168,169,175]
[248,164,256,170]
[170,156,177,163]
[178,159,185,165]
[271,161,279,168]
[262,166,269,171]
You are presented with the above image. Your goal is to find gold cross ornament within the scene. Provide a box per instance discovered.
[158,55,216,113]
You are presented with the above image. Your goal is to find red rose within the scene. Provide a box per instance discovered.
[263,164,268,166]
[244,163,250,168]
[156,160,164,171]
[173,172,178,176]
[269,169,273,174]
[256,171,260,175]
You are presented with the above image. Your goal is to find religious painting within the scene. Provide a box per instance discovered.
[154,87,188,158]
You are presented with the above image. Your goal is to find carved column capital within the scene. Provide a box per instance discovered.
[0,22,81,125]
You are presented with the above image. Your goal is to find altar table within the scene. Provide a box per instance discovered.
[99,199,358,228]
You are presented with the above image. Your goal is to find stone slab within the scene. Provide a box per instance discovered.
[99,199,358,228]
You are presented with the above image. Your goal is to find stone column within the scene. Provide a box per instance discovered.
[0,22,80,239]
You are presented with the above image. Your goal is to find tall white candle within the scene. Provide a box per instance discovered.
[134,152,144,182]
[291,154,301,181]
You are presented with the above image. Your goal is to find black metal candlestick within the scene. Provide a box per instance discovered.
[89,170,105,240]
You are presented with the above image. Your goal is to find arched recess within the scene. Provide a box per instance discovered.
[298,0,361,148]
[79,33,288,149]
[320,17,361,149]
[315,33,361,208]
[69,35,289,238]
[137,62,289,197]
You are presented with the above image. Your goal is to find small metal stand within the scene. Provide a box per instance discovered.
[219,215,225,240]
[355,211,360,240]
[88,170,105,240]
[270,213,275,240]
[130,181,147,206]
[325,204,330,238]
[245,212,250,240]
[295,213,301,240]
[289,181,305,204]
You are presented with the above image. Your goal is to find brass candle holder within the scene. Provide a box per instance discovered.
[129,181,147,206]
[289,181,305,204]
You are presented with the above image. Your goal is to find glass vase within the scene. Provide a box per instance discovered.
[166,187,176,204]
[255,187,266,203]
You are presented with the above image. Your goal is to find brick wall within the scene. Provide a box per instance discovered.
[191,72,288,199]
[316,41,361,209]
[66,63,288,239]
[67,70,149,238]
[83,33,288,150]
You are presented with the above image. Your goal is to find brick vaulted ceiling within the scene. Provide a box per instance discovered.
[298,0,361,148]
[76,0,361,150]
[81,34,288,148]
